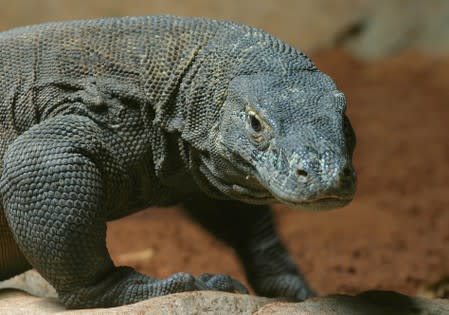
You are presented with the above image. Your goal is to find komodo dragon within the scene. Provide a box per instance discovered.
[0,16,356,308]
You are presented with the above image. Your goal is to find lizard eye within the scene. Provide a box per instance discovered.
[248,111,263,133]
[247,110,269,149]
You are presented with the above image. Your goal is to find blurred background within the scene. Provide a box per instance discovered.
[1,0,448,298]
[1,0,449,59]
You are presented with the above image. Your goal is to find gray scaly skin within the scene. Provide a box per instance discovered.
[0,16,356,308]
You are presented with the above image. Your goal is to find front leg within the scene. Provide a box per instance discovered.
[0,115,245,308]
[183,197,315,300]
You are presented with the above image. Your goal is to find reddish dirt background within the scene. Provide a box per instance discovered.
[107,50,449,297]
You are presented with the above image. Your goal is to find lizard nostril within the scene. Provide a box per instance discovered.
[342,166,353,178]
[296,169,308,178]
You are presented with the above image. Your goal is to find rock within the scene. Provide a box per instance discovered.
[256,291,449,315]
[1,273,449,313]
[0,290,274,315]
[0,270,56,298]
[418,276,449,299]
[1,287,448,314]
[0,290,63,315]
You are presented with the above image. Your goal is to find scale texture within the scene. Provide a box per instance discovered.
[0,16,356,308]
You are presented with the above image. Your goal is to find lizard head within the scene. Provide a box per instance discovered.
[210,71,356,210]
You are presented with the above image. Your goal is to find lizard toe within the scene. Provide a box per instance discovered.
[197,273,249,294]
[254,273,315,301]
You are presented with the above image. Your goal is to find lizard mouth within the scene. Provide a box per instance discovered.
[274,194,353,211]
[230,183,274,203]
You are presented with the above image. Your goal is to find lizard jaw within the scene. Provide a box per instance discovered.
[273,194,354,211]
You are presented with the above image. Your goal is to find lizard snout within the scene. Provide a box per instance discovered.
[286,156,356,205]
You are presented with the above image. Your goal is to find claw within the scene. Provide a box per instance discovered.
[231,279,249,294]
[193,278,209,290]
[197,273,214,282]
[195,273,249,294]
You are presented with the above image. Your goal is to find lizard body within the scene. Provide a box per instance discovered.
[0,16,356,308]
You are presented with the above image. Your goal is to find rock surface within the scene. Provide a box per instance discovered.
[1,271,448,315]
[0,270,56,298]
[1,289,448,315]
[256,291,449,315]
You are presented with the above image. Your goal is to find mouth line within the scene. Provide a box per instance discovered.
[231,183,273,201]
[300,195,352,203]
[274,194,353,208]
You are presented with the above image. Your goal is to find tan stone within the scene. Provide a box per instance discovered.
[0,270,56,298]
[1,286,448,315]
[256,291,449,315]
[0,290,274,315]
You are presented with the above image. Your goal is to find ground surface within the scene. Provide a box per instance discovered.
[107,50,449,298]
[3,289,448,315]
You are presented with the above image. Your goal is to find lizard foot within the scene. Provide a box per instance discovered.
[196,273,249,294]
[253,273,316,301]
[59,267,248,308]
